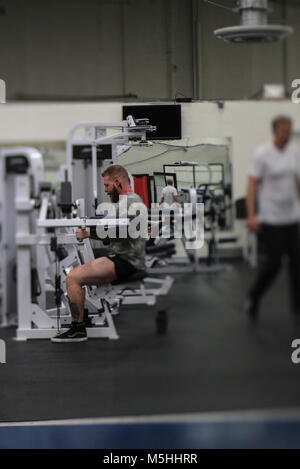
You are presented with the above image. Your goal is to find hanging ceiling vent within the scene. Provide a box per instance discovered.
[214,0,293,43]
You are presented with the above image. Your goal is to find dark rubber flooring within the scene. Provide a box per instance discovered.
[1,259,300,423]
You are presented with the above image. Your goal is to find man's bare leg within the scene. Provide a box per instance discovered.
[66,257,118,323]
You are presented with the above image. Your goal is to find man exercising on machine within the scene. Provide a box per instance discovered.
[51,164,146,342]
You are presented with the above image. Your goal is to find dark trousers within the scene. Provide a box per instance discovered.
[249,223,300,312]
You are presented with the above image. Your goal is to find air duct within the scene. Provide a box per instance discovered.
[214,0,293,43]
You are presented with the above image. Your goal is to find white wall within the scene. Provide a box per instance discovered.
[0,99,299,201]
[0,98,299,248]
[182,100,300,199]
[0,102,123,142]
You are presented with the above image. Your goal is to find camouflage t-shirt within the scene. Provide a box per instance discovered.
[93,192,147,271]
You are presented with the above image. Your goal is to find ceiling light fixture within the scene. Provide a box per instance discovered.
[214,0,293,43]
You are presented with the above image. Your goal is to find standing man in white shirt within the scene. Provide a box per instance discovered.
[246,115,300,321]
[160,180,180,207]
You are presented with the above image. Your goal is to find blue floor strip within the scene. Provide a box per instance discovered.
[1,417,300,448]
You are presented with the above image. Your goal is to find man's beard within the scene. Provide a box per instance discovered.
[109,187,119,203]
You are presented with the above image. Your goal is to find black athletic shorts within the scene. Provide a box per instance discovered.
[107,255,138,280]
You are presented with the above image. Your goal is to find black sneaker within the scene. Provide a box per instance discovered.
[244,296,259,322]
[51,322,87,343]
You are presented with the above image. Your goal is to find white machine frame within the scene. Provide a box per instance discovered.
[0,148,44,326]
[15,188,173,340]
[66,117,155,215]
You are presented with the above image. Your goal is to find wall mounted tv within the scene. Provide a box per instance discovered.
[122,104,182,140]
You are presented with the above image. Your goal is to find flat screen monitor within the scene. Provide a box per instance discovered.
[122,104,182,140]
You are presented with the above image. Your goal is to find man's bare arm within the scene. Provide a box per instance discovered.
[246,176,260,232]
